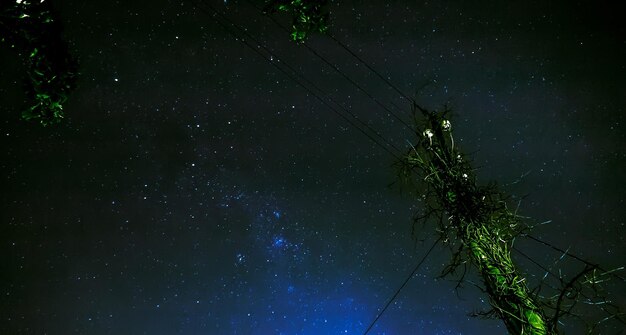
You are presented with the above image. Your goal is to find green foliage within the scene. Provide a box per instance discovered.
[0,0,78,126]
[264,0,330,42]
[468,224,548,335]
[398,104,552,334]
[398,103,624,333]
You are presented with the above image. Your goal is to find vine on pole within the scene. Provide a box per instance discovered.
[396,103,624,334]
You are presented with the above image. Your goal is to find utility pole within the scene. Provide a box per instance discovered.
[252,4,624,329]
[399,105,554,334]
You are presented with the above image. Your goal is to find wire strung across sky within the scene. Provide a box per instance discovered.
[522,233,625,283]
[189,2,443,332]
[190,1,625,332]
[242,0,415,132]
[513,245,626,327]
[249,6,626,328]
[327,33,417,105]
[190,0,405,161]
[362,236,442,335]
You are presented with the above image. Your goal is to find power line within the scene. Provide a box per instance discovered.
[513,246,562,283]
[514,245,626,328]
[327,33,416,106]
[362,236,441,335]
[521,233,625,282]
[193,3,626,331]
[242,0,415,132]
[191,5,441,331]
[207,4,404,154]
[190,0,404,160]
[298,41,413,130]
[192,4,446,332]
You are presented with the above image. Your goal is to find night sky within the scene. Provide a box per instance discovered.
[1,1,625,334]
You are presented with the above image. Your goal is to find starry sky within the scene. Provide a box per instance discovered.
[1,1,625,334]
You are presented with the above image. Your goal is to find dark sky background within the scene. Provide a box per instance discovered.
[1,1,625,334]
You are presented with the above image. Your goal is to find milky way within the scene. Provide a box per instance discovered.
[1,1,624,334]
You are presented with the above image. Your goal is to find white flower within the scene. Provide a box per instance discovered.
[442,119,451,131]
[422,129,434,146]
[16,0,23,4]
[462,173,468,179]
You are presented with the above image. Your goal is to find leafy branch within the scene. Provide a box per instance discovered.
[263,0,330,42]
[0,0,78,125]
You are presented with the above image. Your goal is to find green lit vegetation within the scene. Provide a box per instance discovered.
[0,0,78,126]
[397,104,623,334]
[264,0,330,42]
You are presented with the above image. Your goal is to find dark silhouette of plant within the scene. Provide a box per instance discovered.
[263,0,330,42]
[0,0,78,125]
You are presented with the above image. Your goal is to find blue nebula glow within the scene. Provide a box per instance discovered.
[272,236,287,248]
